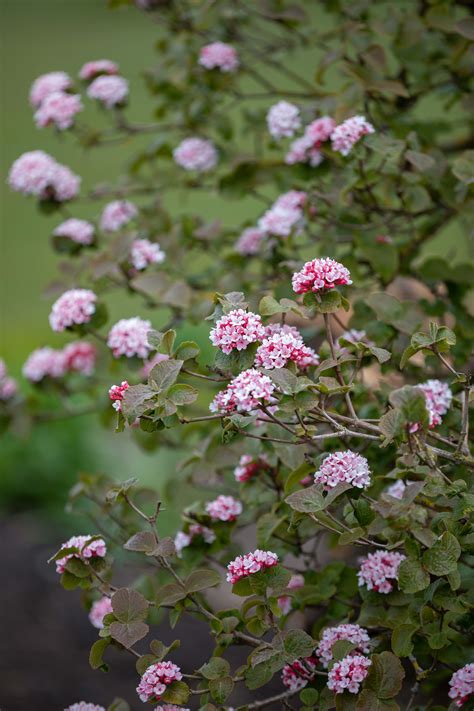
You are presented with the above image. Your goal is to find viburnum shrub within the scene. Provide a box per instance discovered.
[3,1,474,710]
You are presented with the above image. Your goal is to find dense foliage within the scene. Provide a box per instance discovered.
[3,1,474,709]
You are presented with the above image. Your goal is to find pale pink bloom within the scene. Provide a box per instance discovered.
[385,480,406,500]
[274,190,307,210]
[314,450,371,490]
[286,137,313,165]
[0,359,6,381]
[50,162,81,201]
[49,289,97,332]
[109,381,130,412]
[64,704,105,711]
[79,59,119,81]
[87,75,128,108]
[419,379,452,428]
[210,309,265,354]
[173,137,218,172]
[23,347,66,382]
[199,42,239,72]
[8,151,80,202]
[30,71,72,107]
[100,200,137,232]
[292,257,352,294]
[327,654,371,694]
[449,663,474,707]
[264,323,301,339]
[281,656,318,691]
[0,376,17,400]
[107,317,152,359]
[331,115,375,156]
[55,534,107,574]
[235,227,266,255]
[234,454,270,482]
[258,206,302,237]
[255,330,319,370]
[305,116,336,144]
[89,596,113,629]
[206,495,243,522]
[63,341,97,375]
[130,238,165,270]
[210,368,275,415]
[53,218,94,245]
[141,353,169,378]
[357,550,406,594]
[285,117,335,165]
[316,624,370,667]
[174,524,216,556]
[277,573,304,614]
[226,549,278,584]
[267,101,301,138]
[137,661,183,703]
[339,329,374,347]
[34,91,83,130]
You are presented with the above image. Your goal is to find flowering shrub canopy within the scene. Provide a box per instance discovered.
[3,1,474,709]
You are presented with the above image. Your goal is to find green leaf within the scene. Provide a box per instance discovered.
[356,690,399,710]
[281,629,315,661]
[148,359,183,392]
[391,624,418,657]
[300,688,319,706]
[161,680,190,705]
[200,657,231,679]
[174,340,200,361]
[185,568,221,593]
[149,638,180,662]
[286,486,325,513]
[452,150,474,184]
[112,588,148,622]
[209,676,234,703]
[155,583,186,606]
[109,620,149,648]
[365,651,405,699]
[398,559,430,593]
[422,532,461,576]
[264,367,300,395]
[124,531,156,554]
[405,149,436,172]
[167,383,198,405]
[107,699,130,711]
[89,638,110,669]
[455,17,474,40]
[259,294,285,315]
[122,384,156,420]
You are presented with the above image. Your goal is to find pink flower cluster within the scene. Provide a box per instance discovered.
[357,550,406,594]
[258,190,307,237]
[174,524,216,556]
[35,91,83,130]
[206,495,243,522]
[210,368,275,415]
[130,238,165,270]
[49,289,97,332]
[210,309,265,354]
[292,257,352,294]
[235,227,266,256]
[419,379,452,428]
[100,200,138,232]
[55,534,107,574]
[173,137,218,172]
[199,42,239,72]
[23,342,96,382]
[107,317,152,359]
[79,59,119,81]
[0,359,17,401]
[234,453,270,482]
[30,71,72,107]
[277,573,305,614]
[136,661,183,703]
[63,341,97,375]
[87,75,129,107]
[449,663,474,708]
[331,115,375,156]
[89,596,113,629]
[9,150,80,202]
[385,480,406,500]
[255,328,319,370]
[327,654,372,695]
[281,656,318,691]
[267,101,301,139]
[53,218,94,246]
[109,381,130,412]
[226,549,278,584]
[314,450,371,490]
[315,624,370,667]
[286,116,335,166]
[64,703,105,711]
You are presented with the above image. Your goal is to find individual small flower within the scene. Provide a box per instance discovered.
[63,341,97,375]
[281,656,318,691]
[30,71,72,107]
[235,227,266,255]
[53,218,94,246]
[100,200,138,232]
[277,573,305,614]
[49,289,97,332]
[22,347,66,382]
[316,624,370,667]
[89,596,113,629]
[107,317,152,359]
[198,42,239,72]
[357,550,406,594]
[327,654,371,695]
[174,524,216,556]
[173,137,218,172]
[449,663,474,708]
[87,75,129,108]
[210,309,265,354]
[64,703,105,711]
[130,238,165,270]
[210,368,275,415]
[314,450,371,490]
[79,59,119,81]
[206,495,243,522]
[255,330,319,370]
[234,454,270,482]
[34,91,83,130]
[136,661,183,703]
[8,151,80,202]
[109,381,130,412]
[55,534,107,574]
[292,257,352,294]
[141,352,169,378]
[226,549,278,584]
[331,115,375,156]
[385,480,406,500]
[419,379,452,428]
[267,101,301,138]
